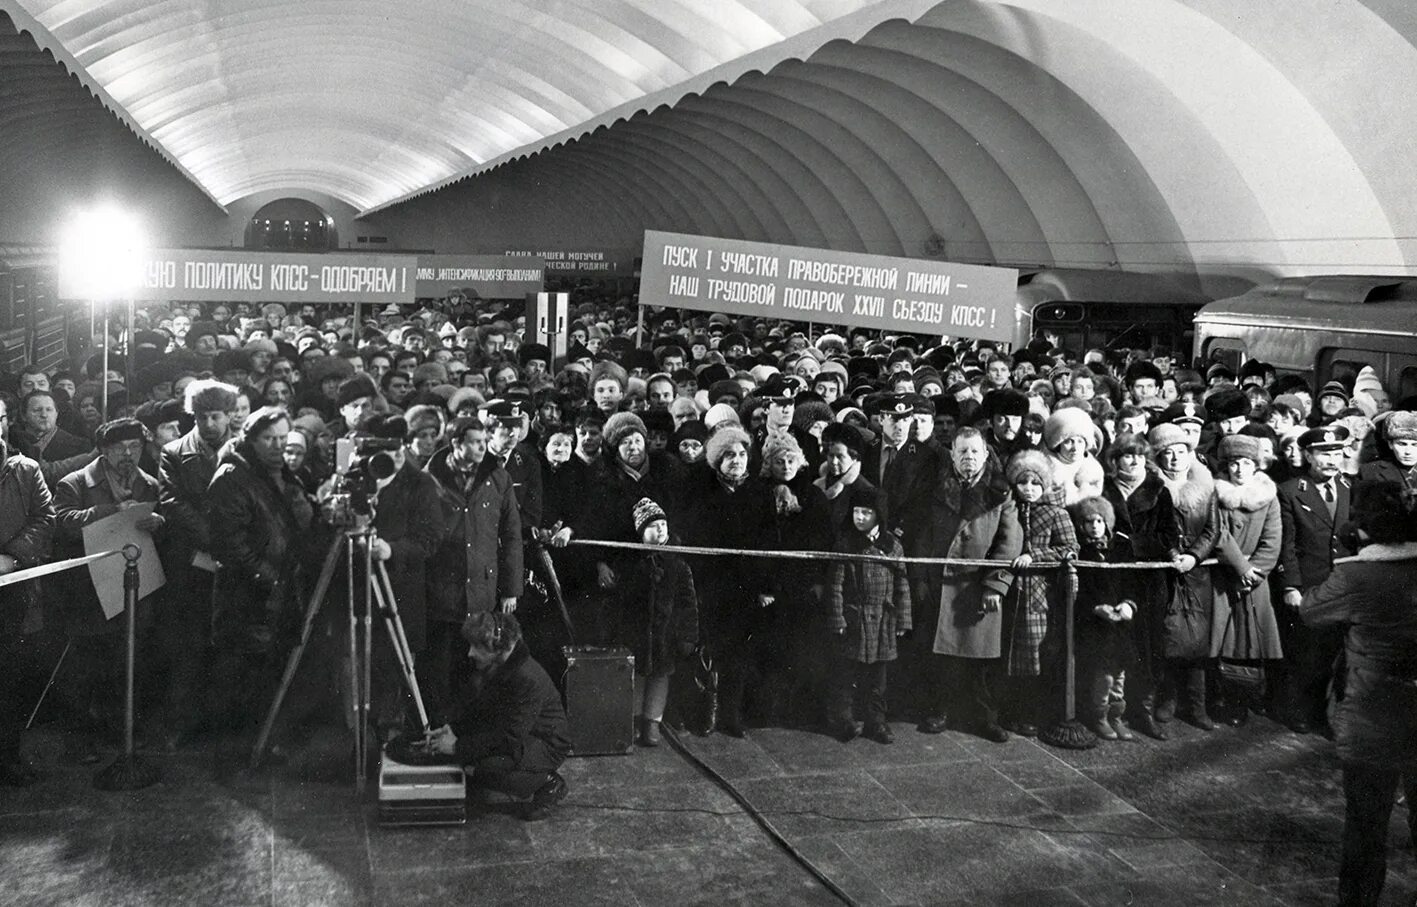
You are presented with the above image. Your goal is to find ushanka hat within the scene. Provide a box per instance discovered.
[1217,434,1262,463]
[1068,496,1116,533]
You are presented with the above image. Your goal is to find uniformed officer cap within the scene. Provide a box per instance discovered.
[1158,400,1207,426]
[1298,424,1350,451]
[482,399,525,425]
[759,373,804,403]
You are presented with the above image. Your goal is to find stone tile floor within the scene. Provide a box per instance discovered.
[0,715,1413,906]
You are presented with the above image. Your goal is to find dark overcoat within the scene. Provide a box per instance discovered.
[425,450,523,624]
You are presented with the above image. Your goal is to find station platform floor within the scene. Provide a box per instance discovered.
[1,714,1413,907]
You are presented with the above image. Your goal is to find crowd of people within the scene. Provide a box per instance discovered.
[0,293,1413,899]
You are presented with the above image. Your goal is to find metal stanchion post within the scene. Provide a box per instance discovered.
[94,545,160,789]
[1039,558,1097,750]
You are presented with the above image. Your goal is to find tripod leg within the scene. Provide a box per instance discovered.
[250,535,343,770]
[359,536,374,796]
[347,535,362,790]
[373,562,431,734]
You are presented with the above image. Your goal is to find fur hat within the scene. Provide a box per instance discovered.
[404,404,443,439]
[703,402,741,431]
[94,418,146,447]
[1148,422,1192,451]
[1068,495,1116,533]
[981,388,1030,421]
[1207,387,1252,421]
[1317,380,1349,404]
[590,360,628,393]
[336,374,378,409]
[446,387,484,416]
[1005,449,1054,488]
[1044,407,1099,453]
[1217,434,1262,463]
[632,497,667,537]
[603,412,647,453]
[705,425,751,471]
[1383,410,1417,442]
[820,422,866,460]
[1123,360,1163,387]
[848,482,888,529]
[184,378,238,416]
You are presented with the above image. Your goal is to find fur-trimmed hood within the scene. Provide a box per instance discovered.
[1158,457,1215,515]
[1346,541,1417,563]
[1215,471,1277,512]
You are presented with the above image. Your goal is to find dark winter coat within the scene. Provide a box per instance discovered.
[491,441,543,538]
[1157,460,1220,659]
[1075,535,1138,671]
[425,450,523,625]
[451,641,570,771]
[576,450,685,583]
[825,530,911,663]
[1103,471,1181,668]
[764,471,833,589]
[1301,544,1417,771]
[0,449,54,630]
[813,460,874,546]
[52,458,162,636]
[1359,458,1417,492]
[158,427,225,570]
[207,445,315,652]
[619,548,699,676]
[15,426,96,489]
[369,460,445,651]
[682,469,776,645]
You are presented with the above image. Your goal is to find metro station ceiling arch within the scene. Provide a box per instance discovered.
[4,0,1415,276]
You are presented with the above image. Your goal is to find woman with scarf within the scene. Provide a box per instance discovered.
[1209,434,1284,726]
[682,426,776,737]
[814,422,876,546]
[1148,421,1223,730]
[1101,434,1181,739]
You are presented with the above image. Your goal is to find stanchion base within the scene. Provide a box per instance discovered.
[93,754,161,791]
[1038,720,1099,751]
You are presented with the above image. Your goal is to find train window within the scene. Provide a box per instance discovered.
[1400,367,1417,400]
[1203,338,1246,373]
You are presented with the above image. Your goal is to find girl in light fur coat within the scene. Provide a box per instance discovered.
[1043,407,1106,506]
[1210,434,1284,725]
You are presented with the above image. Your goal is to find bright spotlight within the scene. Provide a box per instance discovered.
[58,206,147,300]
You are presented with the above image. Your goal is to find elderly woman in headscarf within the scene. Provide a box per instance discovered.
[1148,421,1223,731]
[682,425,776,737]
[1042,407,1106,506]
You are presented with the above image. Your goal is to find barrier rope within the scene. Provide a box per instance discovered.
[0,549,122,589]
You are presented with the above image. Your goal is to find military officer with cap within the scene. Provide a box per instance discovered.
[750,373,818,473]
[862,394,939,542]
[483,399,544,543]
[1276,423,1354,734]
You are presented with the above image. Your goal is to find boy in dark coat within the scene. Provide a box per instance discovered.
[824,484,911,744]
[620,497,699,747]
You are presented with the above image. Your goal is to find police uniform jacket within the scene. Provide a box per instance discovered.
[425,450,523,624]
[492,440,543,537]
[1278,473,1353,592]
[52,458,162,635]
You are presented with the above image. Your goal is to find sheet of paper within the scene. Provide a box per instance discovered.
[82,503,167,620]
[191,551,218,573]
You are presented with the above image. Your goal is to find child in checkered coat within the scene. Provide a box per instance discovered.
[1002,450,1079,736]
[824,484,911,744]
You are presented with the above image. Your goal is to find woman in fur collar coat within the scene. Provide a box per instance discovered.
[1210,435,1284,725]
[1149,422,1222,730]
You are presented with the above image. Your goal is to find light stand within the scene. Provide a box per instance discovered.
[93,545,161,789]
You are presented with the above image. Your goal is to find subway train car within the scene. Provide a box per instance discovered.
[1193,275,1417,398]
[0,247,67,374]
[1010,268,1226,357]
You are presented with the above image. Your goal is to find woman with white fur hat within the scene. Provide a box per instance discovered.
[1043,407,1105,506]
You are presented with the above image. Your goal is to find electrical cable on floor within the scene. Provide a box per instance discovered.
[660,724,863,907]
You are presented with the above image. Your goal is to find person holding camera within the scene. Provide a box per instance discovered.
[348,412,444,741]
[428,611,569,821]
[423,416,523,727]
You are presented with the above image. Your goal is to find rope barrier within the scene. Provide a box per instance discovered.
[566,537,1211,571]
[0,549,122,589]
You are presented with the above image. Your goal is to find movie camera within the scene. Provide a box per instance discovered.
[328,436,402,522]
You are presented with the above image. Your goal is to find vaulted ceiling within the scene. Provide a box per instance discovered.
[3,0,1416,277]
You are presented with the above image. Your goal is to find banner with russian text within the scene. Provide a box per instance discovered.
[60,249,417,304]
[504,248,636,276]
[639,231,1017,342]
[415,255,545,298]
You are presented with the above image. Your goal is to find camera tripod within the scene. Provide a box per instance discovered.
[251,524,430,794]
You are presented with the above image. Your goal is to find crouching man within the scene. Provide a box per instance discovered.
[429,612,570,821]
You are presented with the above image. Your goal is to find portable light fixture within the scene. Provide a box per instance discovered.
[58,206,147,301]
